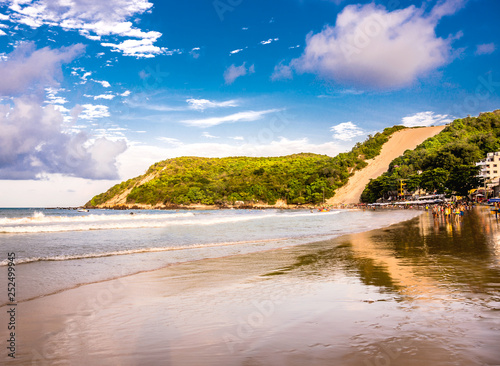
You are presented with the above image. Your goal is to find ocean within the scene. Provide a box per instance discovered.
[0,207,422,304]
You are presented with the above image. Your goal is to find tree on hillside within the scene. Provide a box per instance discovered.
[419,168,449,194]
[361,111,500,203]
[446,165,483,198]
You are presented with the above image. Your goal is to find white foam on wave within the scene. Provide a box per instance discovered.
[0,237,288,266]
[0,211,195,225]
[0,209,343,233]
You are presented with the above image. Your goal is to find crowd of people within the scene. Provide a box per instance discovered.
[430,203,473,220]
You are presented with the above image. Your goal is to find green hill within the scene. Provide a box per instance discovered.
[361,110,500,202]
[86,125,406,208]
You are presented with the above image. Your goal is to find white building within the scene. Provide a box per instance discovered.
[476,152,500,186]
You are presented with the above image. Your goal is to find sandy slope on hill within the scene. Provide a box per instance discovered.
[328,125,446,205]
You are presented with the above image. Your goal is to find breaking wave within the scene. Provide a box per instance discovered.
[0,210,342,233]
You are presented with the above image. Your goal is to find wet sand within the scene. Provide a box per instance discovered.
[2,207,500,365]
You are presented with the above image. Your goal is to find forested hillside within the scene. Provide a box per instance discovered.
[86,126,406,207]
[361,111,500,203]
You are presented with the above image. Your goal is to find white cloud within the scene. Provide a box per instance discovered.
[101,37,169,58]
[0,97,126,179]
[5,0,166,58]
[180,109,281,128]
[330,122,365,141]
[475,43,496,56]
[232,136,244,141]
[190,47,200,59]
[0,13,10,21]
[72,68,93,84]
[0,42,85,97]
[93,94,115,100]
[260,38,279,45]
[121,90,131,97]
[186,98,238,111]
[93,79,111,88]
[78,104,110,120]
[202,132,219,139]
[45,87,68,105]
[429,0,465,19]
[230,48,243,55]
[271,62,293,81]
[401,111,453,127]
[285,1,462,90]
[156,137,182,146]
[224,62,255,85]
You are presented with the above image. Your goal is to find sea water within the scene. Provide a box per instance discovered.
[0,208,422,303]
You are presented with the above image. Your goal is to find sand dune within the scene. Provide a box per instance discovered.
[328,125,446,205]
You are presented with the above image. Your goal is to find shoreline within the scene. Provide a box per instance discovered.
[0,208,422,306]
[3,207,499,365]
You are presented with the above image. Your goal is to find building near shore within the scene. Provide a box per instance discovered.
[476,152,500,187]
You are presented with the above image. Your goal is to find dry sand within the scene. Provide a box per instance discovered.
[328,125,446,205]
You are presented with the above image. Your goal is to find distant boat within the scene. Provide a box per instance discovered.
[77,208,89,212]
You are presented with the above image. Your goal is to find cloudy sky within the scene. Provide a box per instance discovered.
[0,0,499,207]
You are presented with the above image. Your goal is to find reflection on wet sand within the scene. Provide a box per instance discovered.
[2,208,500,365]
[274,207,500,302]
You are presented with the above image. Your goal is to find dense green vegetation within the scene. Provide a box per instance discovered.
[361,111,500,203]
[87,125,406,207]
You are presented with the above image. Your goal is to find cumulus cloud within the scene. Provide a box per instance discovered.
[180,109,281,128]
[0,97,126,179]
[475,43,496,56]
[0,42,85,96]
[402,111,453,127]
[5,0,167,58]
[271,62,293,81]
[279,1,462,90]
[330,122,365,141]
[186,98,238,111]
[224,63,255,85]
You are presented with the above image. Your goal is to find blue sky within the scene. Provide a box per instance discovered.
[0,0,499,206]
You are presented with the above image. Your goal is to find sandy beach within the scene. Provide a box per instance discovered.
[328,126,446,205]
[2,207,500,366]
